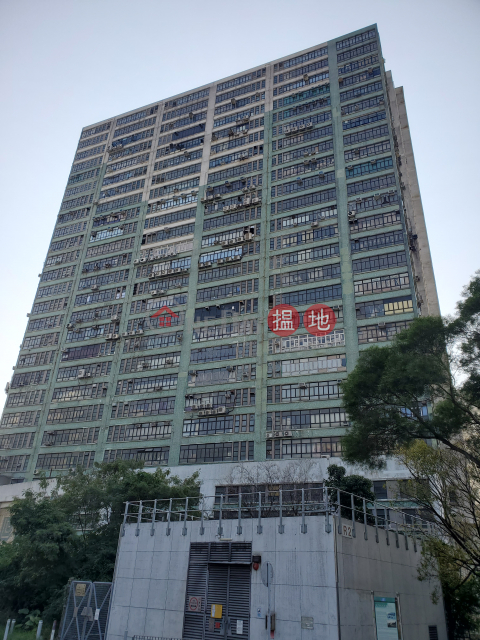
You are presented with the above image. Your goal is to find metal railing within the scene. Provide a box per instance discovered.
[122,487,441,549]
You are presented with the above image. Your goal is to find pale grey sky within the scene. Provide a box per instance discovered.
[0,0,479,391]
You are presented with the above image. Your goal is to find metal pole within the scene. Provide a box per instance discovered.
[135,502,142,537]
[350,493,356,538]
[278,488,284,534]
[121,502,129,536]
[257,491,263,534]
[385,509,390,546]
[200,496,205,535]
[182,497,189,536]
[218,494,224,537]
[374,505,379,543]
[337,489,342,534]
[267,568,271,639]
[402,513,409,550]
[395,520,399,548]
[325,486,332,534]
[3,620,11,640]
[36,621,43,640]
[49,621,57,640]
[363,498,368,541]
[150,499,157,537]
[301,488,307,534]
[166,497,172,536]
[9,621,15,637]
[237,491,242,535]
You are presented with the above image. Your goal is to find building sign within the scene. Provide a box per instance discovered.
[374,597,400,639]
[268,304,300,336]
[268,303,336,337]
[304,304,337,336]
[150,305,179,327]
[211,604,223,619]
[187,596,202,612]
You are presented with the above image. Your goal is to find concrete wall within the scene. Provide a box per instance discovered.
[336,519,446,639]
[108,515,447,640]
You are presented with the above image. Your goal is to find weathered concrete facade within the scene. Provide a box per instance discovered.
[108,515,446,640]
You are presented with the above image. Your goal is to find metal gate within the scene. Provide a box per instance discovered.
[183,542,252,640]
[59,581,112,640]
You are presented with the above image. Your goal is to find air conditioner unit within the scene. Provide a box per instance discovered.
[140,258,147,263]
[111,315,119,321]
[306,122,313,129]
[122,332,129,338]
[282,430,292,437]
[244,232,254,241]
[218,258,225,264]
[251,197,260,204]
[136,329,144,335]
[149,273,157,279]
[67,323,75,329]
[378,322,386,328]
[91,285,99,291]
[105,334,114,340]
[234,255,242,261]
[311,221,319,228]
[303,73,309,81]
[299,124,306,131]
[215,406,226,415]
[205,261,213,267]
[223,205,230,212]
[112,334,119,340]
[198,410,207,417]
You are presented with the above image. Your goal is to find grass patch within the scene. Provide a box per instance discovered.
[0,623,55,640]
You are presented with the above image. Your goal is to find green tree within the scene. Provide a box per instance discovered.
[341,270,480,470]
[340,271,480,638]
[326,464,374,521]
[0,460,200,620]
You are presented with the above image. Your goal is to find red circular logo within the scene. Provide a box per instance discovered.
[303,304,336,336]
[268,304,300,336]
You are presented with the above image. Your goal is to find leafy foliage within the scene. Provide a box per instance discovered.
[17,610,42,631]
[326,464,375,521]
[0,461,200,621]
[342,271,480,469]
[341,271,480,638]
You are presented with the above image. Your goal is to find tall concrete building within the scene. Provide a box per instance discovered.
[0,25,439,486]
